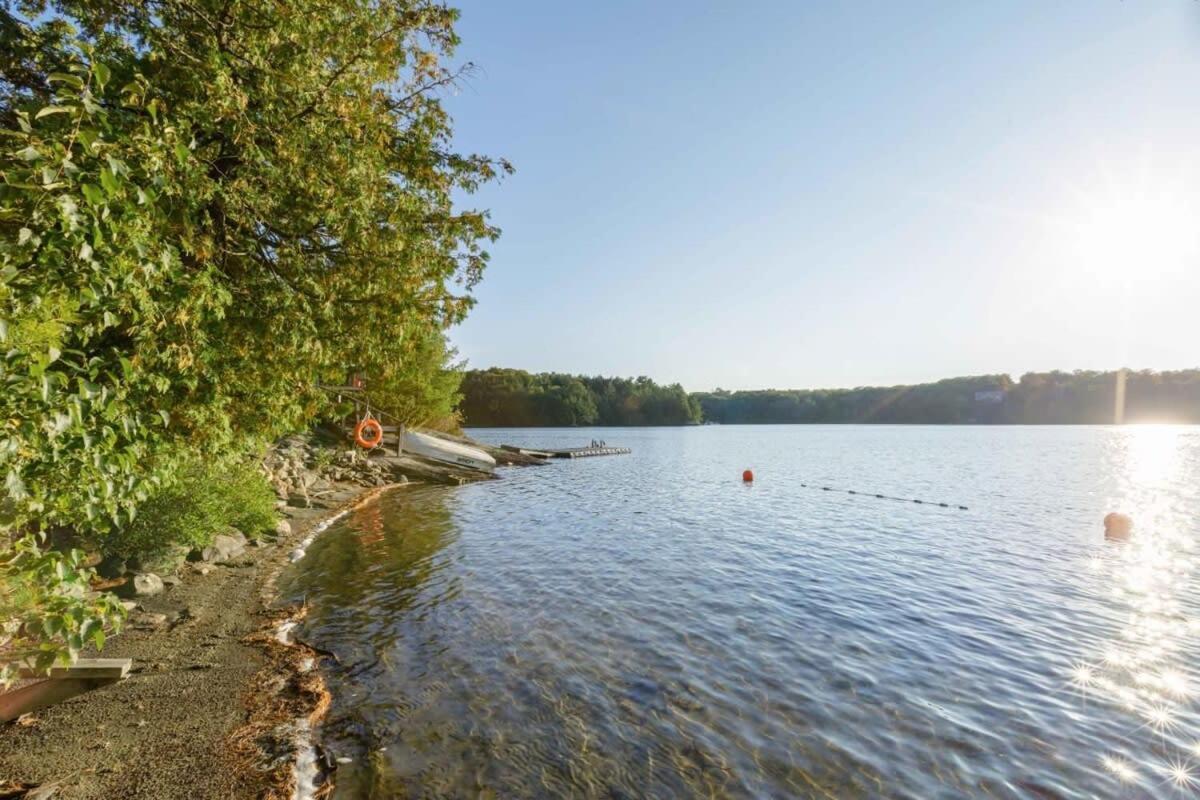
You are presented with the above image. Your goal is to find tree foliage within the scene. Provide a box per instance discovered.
[459,369,701,427]
[1,0,505,676]
[3,0,505,528]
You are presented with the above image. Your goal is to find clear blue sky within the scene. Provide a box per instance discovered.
[443,1,1200,391]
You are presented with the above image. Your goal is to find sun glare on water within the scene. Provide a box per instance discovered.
[1067,425,1200,791]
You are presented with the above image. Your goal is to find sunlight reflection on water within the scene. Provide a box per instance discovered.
[278,425,1200,798]
[1074,425,1200,793]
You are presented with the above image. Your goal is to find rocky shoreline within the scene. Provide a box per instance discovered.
[0,431,533,800]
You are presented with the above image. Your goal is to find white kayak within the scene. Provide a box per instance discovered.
[401,430,496,473]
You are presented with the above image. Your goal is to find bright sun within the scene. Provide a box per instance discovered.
[1067,186,1200,284]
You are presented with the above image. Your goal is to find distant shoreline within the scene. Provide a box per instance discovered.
[459,367,1200,427]
[466,421,1195,427]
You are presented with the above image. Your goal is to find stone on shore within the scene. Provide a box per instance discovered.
[196,528,248,564]
[132,573,164,596]
[275,519,292,536]
[131,611,169,630]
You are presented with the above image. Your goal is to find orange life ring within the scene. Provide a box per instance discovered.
[354,417,383,449]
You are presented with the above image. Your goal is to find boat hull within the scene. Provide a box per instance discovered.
[401,430,496,473]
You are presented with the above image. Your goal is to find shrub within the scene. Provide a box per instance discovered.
[219,460,278,540]
[1,535,124,685]
[101,453,276,560]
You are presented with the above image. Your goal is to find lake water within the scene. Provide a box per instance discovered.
[278,425,1200,798]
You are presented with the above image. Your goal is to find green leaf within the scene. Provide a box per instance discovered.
[16,145,42,161]
[174,142,190,163]
[35,106,74,120]
[93,62,111,89]
[48,72,84,88]
[81,183,104,206]
[100,167,120,195]
[18,227,32,245]
[5,469,27,501]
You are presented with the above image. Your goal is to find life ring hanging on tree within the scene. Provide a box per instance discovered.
[354,414,384,449]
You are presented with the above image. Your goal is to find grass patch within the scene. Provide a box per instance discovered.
[102,453,276,560]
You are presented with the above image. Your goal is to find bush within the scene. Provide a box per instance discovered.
[101,453,276,560]
[1,535,125,685]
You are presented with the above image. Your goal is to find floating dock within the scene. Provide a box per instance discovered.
[501,444,631,459]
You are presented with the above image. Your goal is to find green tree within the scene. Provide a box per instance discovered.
[1,0,505,677]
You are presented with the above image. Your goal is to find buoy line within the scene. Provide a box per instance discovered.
[799,481,968,510]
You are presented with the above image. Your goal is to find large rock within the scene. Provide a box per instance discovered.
[275,519,292,536]
[198,530,247,564]
[132,573,164,596]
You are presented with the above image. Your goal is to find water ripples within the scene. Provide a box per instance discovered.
[278,425,1200,798]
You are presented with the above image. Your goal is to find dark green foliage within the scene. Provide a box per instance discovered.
[0,536,124,684]
[458,369,701,427]
[2,0,505,534]
[366,326,466,430]
[1,1,504,675]
[694,370,1200,424]
[102,452,276,560]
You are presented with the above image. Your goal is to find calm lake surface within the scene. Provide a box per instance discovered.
[279,425,1200,798]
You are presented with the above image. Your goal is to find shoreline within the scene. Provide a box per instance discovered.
[0,434,522,800]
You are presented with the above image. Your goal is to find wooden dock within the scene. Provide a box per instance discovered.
[501,444,631,459]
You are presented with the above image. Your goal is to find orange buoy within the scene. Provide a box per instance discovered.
[1104,512,1133,540]
[354,416,384,449]
[742,469,754,482]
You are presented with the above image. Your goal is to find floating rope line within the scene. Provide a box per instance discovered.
[799,482,968,511]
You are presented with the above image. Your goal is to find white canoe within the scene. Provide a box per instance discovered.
[401,430,496,473]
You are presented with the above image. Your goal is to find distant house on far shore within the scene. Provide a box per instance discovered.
[974,389,1006,404]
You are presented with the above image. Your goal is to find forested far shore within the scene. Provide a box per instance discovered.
[458,369,1200,426]
[459,369,702,426]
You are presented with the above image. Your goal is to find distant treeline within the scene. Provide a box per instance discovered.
[459,369,1200,426]
[695,370,1200,425]
[459,369,702,426]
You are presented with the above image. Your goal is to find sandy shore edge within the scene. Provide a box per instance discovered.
[0,479,407,800]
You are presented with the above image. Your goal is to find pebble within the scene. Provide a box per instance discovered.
[131,611,168,629]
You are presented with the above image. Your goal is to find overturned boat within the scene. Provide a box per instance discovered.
[401,429,496,473]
